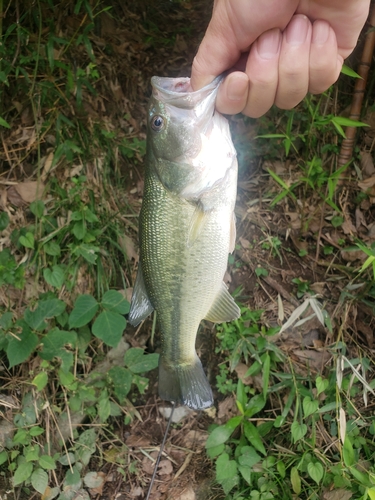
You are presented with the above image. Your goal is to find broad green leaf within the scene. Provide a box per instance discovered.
[277,460,286,479]
[216,453,239,494]
[32,372,48,391]
[92,310,125,347]
[127,353,159,374]
[290,466,301,495]
[76,429,96,466]
[0,311,13,329]
[43,266,65,288]
[25,446,40,462]
[303,396,319,418]
[343,436,355,467]
[0,211,9,230]
[108,366,132,402]
[101,290,130,314]
[13,461,33,485]
[245,394,266,418]
[97,395,111,422]
[40,328,77,356]
[316,376,329,396]
[367,488,375,500]
[238,446,261,468]
[25,299,66,331]
[0,450,8,466]
[58,453,76,466]
[42,299,66,318]
[44,241,61,256]
[291,421,307,443]
[19,232,35,249]
[39,455,56,470]
[72,220,86,240]
[7,321,38,367]
[206,426,234,449]
[58,369,77,390]
[124,347,144,366]
[307,461,324,484]
[64,465,81,485]
[29,426,44,437]
[84,471,105,489]
[206,443,225,458]
[243,421,266,455]
[69,294,98,328]
[31,468,48,494]
[30,200,45,218]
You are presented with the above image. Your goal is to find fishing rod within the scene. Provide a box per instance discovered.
[145,401,176,500]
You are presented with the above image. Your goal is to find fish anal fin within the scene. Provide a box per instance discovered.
[128,262,154,326]
[187,206,207,247]
[159,355,213,410]
[204,282,240,323]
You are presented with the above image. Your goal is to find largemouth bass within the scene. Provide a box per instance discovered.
[128,76,240,410]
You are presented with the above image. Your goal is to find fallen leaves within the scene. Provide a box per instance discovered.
[7,180,45,207]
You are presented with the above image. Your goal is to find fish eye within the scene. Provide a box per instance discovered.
[151,115,164,132]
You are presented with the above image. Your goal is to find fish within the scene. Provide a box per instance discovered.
[128,75,240,410]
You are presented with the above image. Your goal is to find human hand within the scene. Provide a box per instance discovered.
[190,0,371,117]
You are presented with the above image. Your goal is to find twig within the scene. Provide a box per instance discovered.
[338,3,375,166]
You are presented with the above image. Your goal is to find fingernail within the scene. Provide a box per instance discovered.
[257,29,281,60]
[286,15,310,45]
[312,20,330,44]
[227,74,248,101]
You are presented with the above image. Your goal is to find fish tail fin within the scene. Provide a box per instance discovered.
[159,355,213,410]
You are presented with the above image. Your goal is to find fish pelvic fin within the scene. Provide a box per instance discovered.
[159,355,213,410]
[128,262,154,326]
[204,282,241,323]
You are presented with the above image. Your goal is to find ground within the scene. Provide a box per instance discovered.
[0,1,375,499]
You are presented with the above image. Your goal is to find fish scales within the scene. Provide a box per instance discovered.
[129,76,240,409]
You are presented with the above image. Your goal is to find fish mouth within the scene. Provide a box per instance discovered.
[151,76,222,110]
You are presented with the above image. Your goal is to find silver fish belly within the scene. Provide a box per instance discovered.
[129,76,240,410]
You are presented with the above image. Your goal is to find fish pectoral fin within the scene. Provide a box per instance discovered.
[204,282,241,323]
[128,262,154,326]
[187,206,208,247]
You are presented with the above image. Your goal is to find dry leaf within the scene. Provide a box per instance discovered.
[182,429,207,449]
[235,362,252,385]
[340,249,366,262]
[129,486,144,498]
[341,219,356,235]
[175,486,196,500]
[358,175,375,191]
[360,151,375,177]
[119,234,139,262]
[322,489,352,500]
[355,207,367,229]
[217,396,238,424]
[142,451,158,475]
[158,459,173,476]
[14,181,45,203]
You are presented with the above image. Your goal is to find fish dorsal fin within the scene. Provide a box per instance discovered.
[229,212,236,253]
[187,205,208,247]
[204,282,241,323]
[128,262,154,326]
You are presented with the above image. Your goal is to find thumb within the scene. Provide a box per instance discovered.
[191,33,242,90]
